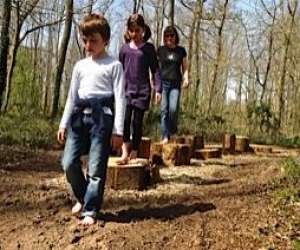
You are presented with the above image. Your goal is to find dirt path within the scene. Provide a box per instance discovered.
[0,145,299,250]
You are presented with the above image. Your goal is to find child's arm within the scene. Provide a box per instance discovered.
[57,63,80,144]
[112,62,126,136]
[181,57,189,88]
[149,45,162,103]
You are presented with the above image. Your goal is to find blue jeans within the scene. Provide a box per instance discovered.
[161,81,181,139]
[62,101,113,218]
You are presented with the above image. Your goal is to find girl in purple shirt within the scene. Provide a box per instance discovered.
[118,13,161,164]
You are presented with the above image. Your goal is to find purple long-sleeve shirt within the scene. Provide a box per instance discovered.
[119,42,161,110]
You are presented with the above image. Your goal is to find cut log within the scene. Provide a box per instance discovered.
[250,144,272,154]
[162,143,191,166]
[235,136,250,152]
[106,157,148,190]
[194,148,222,160]
[138,137,151,158]
[194,134,204,150]
[222,133,236,154]
[150,142,163,165]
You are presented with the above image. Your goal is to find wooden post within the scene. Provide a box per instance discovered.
[235,136,250,152]
[222,133,236,154]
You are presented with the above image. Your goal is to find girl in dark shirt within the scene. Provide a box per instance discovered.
[118,14,161,164]
[157,26,189,144]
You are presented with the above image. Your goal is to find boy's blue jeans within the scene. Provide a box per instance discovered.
[161,80,181,140]
[62,99,113,218]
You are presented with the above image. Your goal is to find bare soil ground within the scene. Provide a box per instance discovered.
[0,144,299,250]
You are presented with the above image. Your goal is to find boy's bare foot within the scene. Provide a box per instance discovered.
[78,216,95,226]
[71,202,83,215]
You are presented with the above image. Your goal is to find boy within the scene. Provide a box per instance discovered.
[57,14,125,226]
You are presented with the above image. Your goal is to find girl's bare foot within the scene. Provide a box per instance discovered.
[71,202,83,215]
[162,138,169,144]
[129,150,138,160]
[78,216,95,226]
[116,143,130,165]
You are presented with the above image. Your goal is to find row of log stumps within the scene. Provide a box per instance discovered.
[106,134,253,190]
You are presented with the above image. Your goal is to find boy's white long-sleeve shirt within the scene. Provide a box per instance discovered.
[59,55,126,135]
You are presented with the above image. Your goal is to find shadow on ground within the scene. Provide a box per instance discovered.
[100,202,216,223]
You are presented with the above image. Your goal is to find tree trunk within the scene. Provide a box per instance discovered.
[207,0,229,114]
[155,0,165,49]
[168,0,175,26]
[50,0,73,118]
[0,0,12,109]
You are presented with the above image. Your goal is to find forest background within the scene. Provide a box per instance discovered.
[0,0,300,148]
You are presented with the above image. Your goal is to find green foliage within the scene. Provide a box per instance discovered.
[143,105,161,140]
[180,112,227,141]
[0,112,58,148]
[281,157,300,184]
[247,102,279,135]
[273,158,300,204]
[10,47,43,113]
[294,239,300,250]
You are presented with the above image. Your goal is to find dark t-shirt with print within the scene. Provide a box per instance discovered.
[157,45,187,83]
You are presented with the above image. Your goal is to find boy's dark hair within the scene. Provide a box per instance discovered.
[79,13,110,42]
[163,26,179,44]
[124,13,151,42]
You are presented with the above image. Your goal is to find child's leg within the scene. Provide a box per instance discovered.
[81,111,114,223]
[131,107,145,159]
[62,126,87,207]
[168,86,180,136]
[118,105,133,164]
[160,82,171,142]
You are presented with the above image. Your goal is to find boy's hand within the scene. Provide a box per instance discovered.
[111,134,123,151]
[155,93,161,104]
[57,128,67,144]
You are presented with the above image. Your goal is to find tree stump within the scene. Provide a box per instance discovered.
[194,148,222,160]
[150,142,163,165]
[106,158,148,190]
[235,136,250,152]
[222,133,236,154]
[162,143,191,166]
[138,137,151,158]
[194,134,204,150]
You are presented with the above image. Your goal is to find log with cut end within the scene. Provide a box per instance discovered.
[249,144,272,154]
[106,157,149,190]
[162,143,191,166]
[150,142,163,165]
[138,137,151,158]
[235,136,250,152]
[222,133,236,154]
[194,148,222,160]
[194,135,204,150]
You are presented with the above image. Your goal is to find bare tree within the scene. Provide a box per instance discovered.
[1,0,63,112]
[0,0,12,108]
[168,0,175,26]
[50,0,73,117]
[278,0,298,129]
[207,0,229,113]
